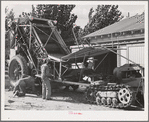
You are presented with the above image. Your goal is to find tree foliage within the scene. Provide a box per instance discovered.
[5,6,15,31]
[83,5,124,36]
[33,4,78,46]
[5,7,15,58]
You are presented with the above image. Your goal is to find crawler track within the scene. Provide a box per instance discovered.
[85,83,134,108]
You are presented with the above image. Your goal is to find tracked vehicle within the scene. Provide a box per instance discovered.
[85,64,144,108]
[61,47,144,108]
[8,17,144,108]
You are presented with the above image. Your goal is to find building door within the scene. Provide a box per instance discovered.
[117,44,144,67]
[127,44,144,67]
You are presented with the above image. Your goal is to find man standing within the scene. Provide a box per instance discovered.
[13,74,36,97]
[41,59,52,100]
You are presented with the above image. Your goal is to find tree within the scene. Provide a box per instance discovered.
[5,6,15,31]
[34,4,78,46]
[5,7,15,59]
[83,5,124,36]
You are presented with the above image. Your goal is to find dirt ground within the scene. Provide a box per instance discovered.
[4,85,144,111]
[4,69,144,111]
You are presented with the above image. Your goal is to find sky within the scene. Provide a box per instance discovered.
[4,1,145,29]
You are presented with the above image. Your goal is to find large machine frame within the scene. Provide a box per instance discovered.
[8,16,145,108]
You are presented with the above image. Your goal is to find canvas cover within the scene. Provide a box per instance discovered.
[61,47,110,62]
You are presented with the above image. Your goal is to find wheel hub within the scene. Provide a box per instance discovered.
[96,96,101,105]
[14,68,20,76]
[14,67,21,78]
[112,98,118,107]
[107,97,112,105]
[101,97,106,105]
[118,88,131,104]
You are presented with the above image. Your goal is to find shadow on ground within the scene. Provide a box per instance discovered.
[51,89,87,104]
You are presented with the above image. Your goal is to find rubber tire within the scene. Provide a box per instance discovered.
[8,55,29,86]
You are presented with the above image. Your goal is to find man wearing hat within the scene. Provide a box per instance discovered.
[87,57,97,70]
[41,58,52,100]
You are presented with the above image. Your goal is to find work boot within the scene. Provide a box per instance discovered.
[46,98,52,100]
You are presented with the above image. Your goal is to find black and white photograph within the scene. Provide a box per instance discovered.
[1,1,148,121]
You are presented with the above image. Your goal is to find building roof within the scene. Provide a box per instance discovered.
[83,13,144,39]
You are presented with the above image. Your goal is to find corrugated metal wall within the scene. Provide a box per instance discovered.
[118,44,144,67]
[127,44,144,67]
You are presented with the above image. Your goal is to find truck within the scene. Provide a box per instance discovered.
[7,16,144,108]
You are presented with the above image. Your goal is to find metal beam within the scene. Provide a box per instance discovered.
[43,29,54,47]
[62,81,90,87]
[59,61,62,79]
[33,23,51,28]
[17,26,37,70]
[19,25,31,26]
[29,22,32,49]
[94,53,109,71]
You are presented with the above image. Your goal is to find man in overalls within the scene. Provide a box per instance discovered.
[41,59,52,100]
[13,74,36,97]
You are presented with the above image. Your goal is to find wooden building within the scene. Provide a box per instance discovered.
[82,13,145,68]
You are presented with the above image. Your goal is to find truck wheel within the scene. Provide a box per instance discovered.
[8,55,29,86]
